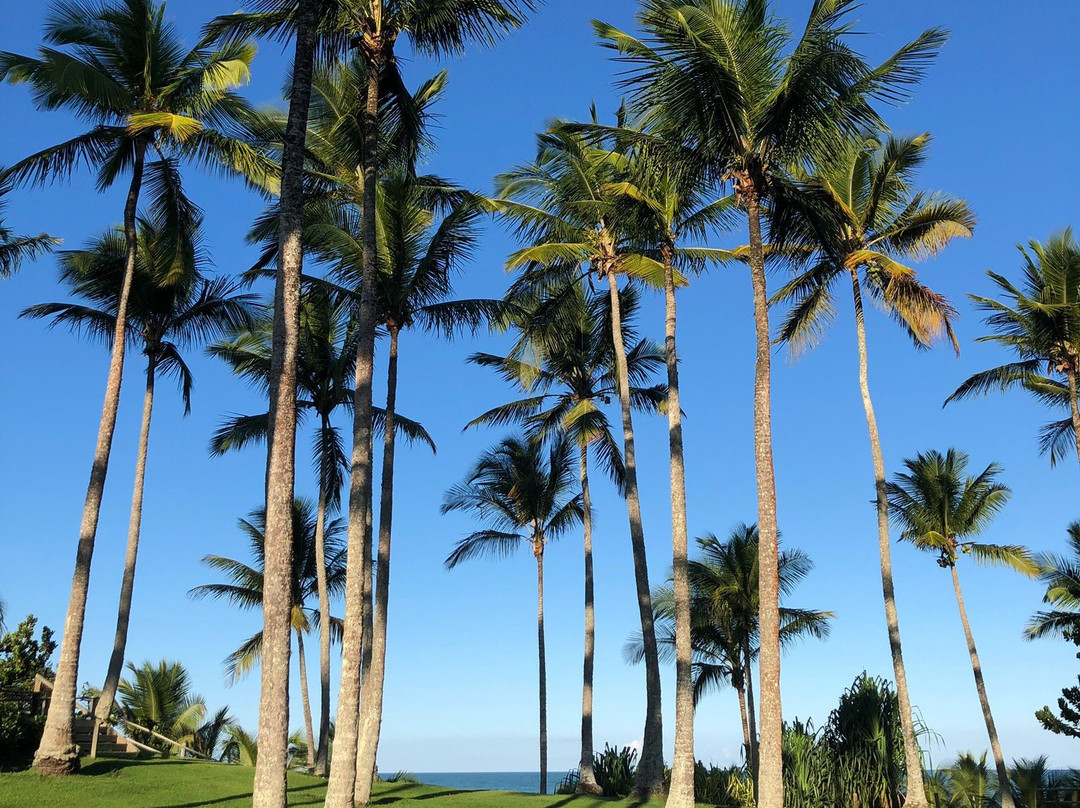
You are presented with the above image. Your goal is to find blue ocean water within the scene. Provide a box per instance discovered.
[413,771,564,795]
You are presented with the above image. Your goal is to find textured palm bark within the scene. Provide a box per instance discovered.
[950,563,1016,808]
[850,272,929,808]
[95,355,157,726]
[745,192,783,808]
[33,141,146,776]
[314,415,333,777]
[324,27,382,807]
[296,629,316,771]
[664,250,695,808]
[536,536,548,795]
[742,636,758,789]
[576,444,602,795]
[604,268,664,796]
[251,2,318,802]
[1066,368,1080,469]
[355,327,400,804]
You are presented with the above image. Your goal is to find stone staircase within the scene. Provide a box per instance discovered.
[72,716,146,758]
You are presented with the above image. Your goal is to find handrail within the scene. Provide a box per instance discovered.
[74,696,213,761]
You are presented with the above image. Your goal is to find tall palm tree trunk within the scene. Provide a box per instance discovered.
[251,2,318,802]
[742,636,759,789]
[744,190,783,808]
[296,628,316,771]
[355,327,401,804]
[325,28,383,807]
[313,414,334,777]
[604,267,664,796]
[664,250,695,808]
[1065,368,1080,468]
[95,355,157,727]
[536,539,548,795]
[949,564,1016,808]
[576,444,602,795]
[850,273,929,808]
[33,141,146,776]
[733,669,751,763]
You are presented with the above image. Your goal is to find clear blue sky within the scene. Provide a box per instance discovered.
[1,0,1079,774]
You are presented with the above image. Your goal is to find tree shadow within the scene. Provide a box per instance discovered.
[371,785,472,804]
[165,781,325,808]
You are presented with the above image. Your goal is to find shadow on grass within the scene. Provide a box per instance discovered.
[167,782,326,808]
[371,784,473,804]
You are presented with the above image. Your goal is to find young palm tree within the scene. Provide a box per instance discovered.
[468,280,665,794]
[887,449,1039,808]
[189,499,347,769]
[496,122,674,794]
[773,131,974,800]
[22,214,256,728]
[0,179,58,278]
[117,660,207,754]
[443,434,583,796]
[0,0,263,773]
[946,230,1080,467]
[596,5,946,805]
[1025,522,1080,641]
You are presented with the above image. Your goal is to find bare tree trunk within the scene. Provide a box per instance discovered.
[251,2,318,803]
[742,636,759,791]
[95,355,157,725]
[733,669,751,764]
[745,191,783,808]
[664,247,695,808]
[296,629,316,771]
[314,414,333,777]
[949,564,1015,808]
[604,268,664,796]
[850,273,929,808]
[576,444,602,795]
[536,539,548,796]
[33,140,146,776]
[1066,368,1080,469]
[355,327,400,804]
[325,25,382,807]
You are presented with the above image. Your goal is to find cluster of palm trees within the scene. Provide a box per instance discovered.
[4,1,1080,808]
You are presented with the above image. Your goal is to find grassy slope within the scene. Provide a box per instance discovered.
[0,758,667,808]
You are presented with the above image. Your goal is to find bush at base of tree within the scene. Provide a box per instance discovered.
[0,615,56,768]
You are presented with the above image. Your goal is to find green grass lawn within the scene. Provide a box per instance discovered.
[0,758,667,808]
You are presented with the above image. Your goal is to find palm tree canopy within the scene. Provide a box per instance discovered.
[946,229,1080,464]
[117,659,207,746]
[774,132,974,354]
[0,177,59,278]
[443,433,583,566]
[1026,521,1080,640]
[886,447,1037,576]
[0,0,273,194]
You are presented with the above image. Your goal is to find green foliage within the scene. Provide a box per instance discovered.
[117,660,206,754]
[0,615,55,766]
[691,762,753,807]
[591,743,639,799]
[1035,630,1080,739]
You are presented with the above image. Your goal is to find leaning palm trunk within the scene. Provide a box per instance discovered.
[664,250,694,808]
[949,563,1016,808]
[742,636,759,786]
[252,2,319,803]
[95,355,157,727]
[536,538,548,795]
[314,415,334,777]
[744,190,783,808]
[296,629,316,771]
[576,444,602,795]
[850,274,929,808]
[355,327,401,804]
[604,267,664,795]
[733,669,751,763]
[1066,367,1080,468]
[325,35,383,808]
[34,141,146,776]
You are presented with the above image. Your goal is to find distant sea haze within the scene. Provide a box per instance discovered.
[413,772,564,794]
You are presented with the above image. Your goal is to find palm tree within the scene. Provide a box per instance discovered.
[22,215,257,731]
[468,280,665,794]
[0,0,263,773]
[1025,522,1080,640]
[193,706,235,761]
[0,178,58,278]
[595,5,946,805]
[887,448,1039,808]
[443,434,583,796]
[222,724,260,766]
[773,131,974,801]
[189,499,347,770]
[1011,756,1050,808]
[117,660,207,754]
[495,122,674,794]
[946,229,1080,467]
